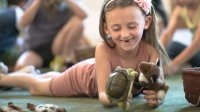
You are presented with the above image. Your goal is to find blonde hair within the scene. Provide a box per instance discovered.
[99,0,169,65]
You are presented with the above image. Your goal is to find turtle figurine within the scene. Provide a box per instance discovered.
[27,103,67,112]
[106,66,138,111]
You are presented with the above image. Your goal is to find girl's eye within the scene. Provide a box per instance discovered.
[129,26,136,29]
[112,26,120,31]
[128,25,136,29]
[113,28,120,31]
[128,22,137,29]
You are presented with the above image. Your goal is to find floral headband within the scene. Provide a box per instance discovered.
[105,0,152,15]
[134,0,152,14]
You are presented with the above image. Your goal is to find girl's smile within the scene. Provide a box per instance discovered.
[118,37,135,50]
[119,37,134,42]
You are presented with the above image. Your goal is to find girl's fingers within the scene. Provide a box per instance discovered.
[144,94,157,100]
[147,100,159,108]
[143,90,156,95]
[143,90,160,107]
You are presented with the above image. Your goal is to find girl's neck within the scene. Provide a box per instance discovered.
[115,43,140,59]
[115,42,141,69]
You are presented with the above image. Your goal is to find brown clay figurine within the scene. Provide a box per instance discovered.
[27,103,67,112]
[0,102,25,112]
[139,61,169,105]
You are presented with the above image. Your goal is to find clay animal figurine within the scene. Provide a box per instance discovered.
[138,61,169,107]
[27,103,67,112]
[106,66,138,111]
[0,102,25,112]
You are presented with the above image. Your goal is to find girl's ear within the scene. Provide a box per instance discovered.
[144,15,152,29]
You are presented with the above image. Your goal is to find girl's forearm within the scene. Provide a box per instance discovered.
[20,0,41,28]
[65,0,87,19]
[173,41,200,66]
[160,30,173,48]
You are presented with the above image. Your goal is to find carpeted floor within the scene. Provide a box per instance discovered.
[0,74,199,112]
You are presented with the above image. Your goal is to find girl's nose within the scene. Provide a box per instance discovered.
[121,28,130,38]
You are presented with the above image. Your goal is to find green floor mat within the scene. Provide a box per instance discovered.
[0,74,199,112]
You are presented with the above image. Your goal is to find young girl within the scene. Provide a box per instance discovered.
[160,0,200,75]
[0,0,169,108]
[15,0,87,71]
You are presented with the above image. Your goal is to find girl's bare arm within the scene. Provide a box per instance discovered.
[160,6,181,48]
[19,0,41,29]
[64,0,87,19]
[172,22,200,66]
[95,43,114,106]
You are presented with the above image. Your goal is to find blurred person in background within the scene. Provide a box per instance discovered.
[0,0,27,72]
[160,0,200,75]
[15,0,88,72]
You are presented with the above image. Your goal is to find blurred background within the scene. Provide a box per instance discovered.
[0,0,172,46]
[0,0,194,72]
[0,0,173,46]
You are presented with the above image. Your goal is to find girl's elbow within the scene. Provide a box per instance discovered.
[99,95,109,105]
[19,23,25,30]
[99,98,113,107]
[76,10,88,20]
[98,94,115,107]
[79,13,87,20]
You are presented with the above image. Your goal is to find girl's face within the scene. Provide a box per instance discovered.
[104,6,151,51]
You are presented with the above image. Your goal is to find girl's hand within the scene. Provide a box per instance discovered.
[164,62,180,75]
[143,90,161,108]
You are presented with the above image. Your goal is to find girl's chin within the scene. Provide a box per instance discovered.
[122,48,134,52]
[120,43,135,49]
[120,46,135,51]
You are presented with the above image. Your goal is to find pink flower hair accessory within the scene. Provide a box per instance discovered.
[133,0,152,14]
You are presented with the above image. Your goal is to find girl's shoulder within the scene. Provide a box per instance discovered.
[141,41,159,59]
[96,41,112,52]
[96,41,106,47]
[96,41,109,52]
[96,41,115,58]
